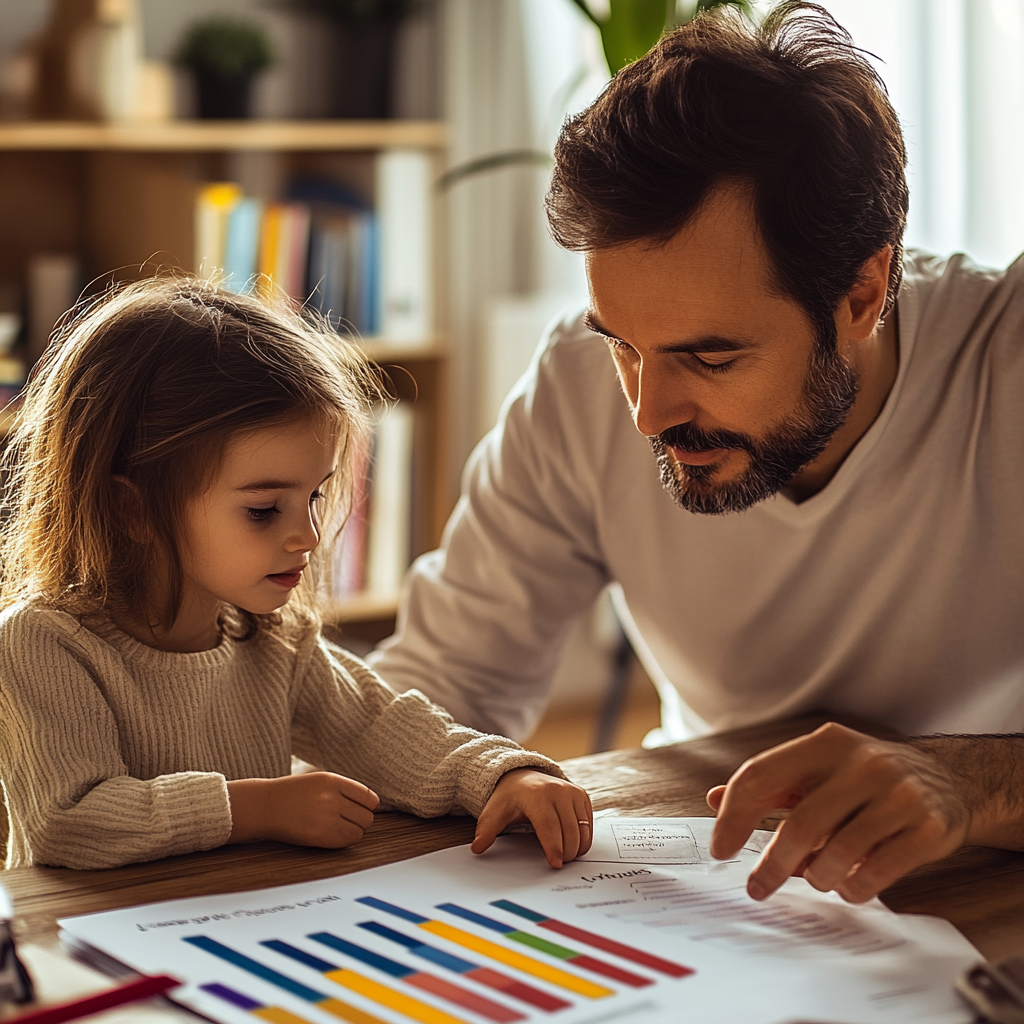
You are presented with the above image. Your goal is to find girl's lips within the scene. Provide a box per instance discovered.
[670,446,728,466]
[267,571,303,588]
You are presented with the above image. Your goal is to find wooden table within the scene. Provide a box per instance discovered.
[6,712,1024,967]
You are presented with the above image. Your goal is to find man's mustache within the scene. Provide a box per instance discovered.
[657,421,754,454]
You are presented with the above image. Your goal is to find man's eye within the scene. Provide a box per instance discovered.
[607,337,637,356]
[693,355,735,374]
[246,505,281,522]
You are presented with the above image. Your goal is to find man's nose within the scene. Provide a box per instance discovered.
[633,359,698,438]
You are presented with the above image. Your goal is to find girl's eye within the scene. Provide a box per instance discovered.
[246,505,281,522]
[693,355,735,374]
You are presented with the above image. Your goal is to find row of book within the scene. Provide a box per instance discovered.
[194,150,433,343]
[328,402,415,600]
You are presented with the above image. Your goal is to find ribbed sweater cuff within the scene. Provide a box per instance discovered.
[457,747,568,818]
[152,772,233,857]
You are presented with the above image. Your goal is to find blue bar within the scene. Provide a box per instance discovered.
[436,904,515,935]
[356,897,429,924]
[261,940,336,974]
[200,982,263,1011]
[309,931,415,979]
[491,900,547,923]
[358,922,477,974]
[184,936,324,1003]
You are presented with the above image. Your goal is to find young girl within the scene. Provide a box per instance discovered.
[0,277,592,871]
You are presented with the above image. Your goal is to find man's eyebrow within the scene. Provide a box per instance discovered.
[237,469,336,492]
[583,310,749,354]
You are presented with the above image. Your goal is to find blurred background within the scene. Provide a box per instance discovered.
[1,0,1022,759]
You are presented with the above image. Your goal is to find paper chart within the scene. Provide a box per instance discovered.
[59,828,977,1024]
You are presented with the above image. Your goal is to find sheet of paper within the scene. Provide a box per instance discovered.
[580,815,771,865]
[59,831,976,1024]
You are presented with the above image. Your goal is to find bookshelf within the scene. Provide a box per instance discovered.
[0,119,451,628]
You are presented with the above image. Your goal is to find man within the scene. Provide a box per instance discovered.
[370,1,1024,903]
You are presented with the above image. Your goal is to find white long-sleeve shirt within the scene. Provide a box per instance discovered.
[371,251,1024,743]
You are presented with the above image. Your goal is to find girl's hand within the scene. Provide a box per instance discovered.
[227,773,379,848]
[471,768,593,869]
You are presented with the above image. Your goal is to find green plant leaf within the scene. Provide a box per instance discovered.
[599,0,672,75]
[568,0,602,27]
[176,17,274,76]
[436,150,552,192]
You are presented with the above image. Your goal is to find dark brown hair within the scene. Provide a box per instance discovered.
[547,1,908,342]
[0,275,376,637]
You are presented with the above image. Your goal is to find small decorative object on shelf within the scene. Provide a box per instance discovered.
[175,17,274,119]
[296,0,421,119]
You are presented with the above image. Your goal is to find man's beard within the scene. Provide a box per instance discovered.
[651,332,859,515]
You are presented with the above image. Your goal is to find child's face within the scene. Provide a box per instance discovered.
[182,417,338,617]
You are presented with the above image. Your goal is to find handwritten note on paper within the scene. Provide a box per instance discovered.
[582,816,772,866]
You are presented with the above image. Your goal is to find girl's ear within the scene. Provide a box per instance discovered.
[112,475,150,544]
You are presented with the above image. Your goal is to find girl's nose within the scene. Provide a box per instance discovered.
[285,510,320,553]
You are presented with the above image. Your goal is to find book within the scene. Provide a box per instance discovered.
[27,252,80,362]
[257,202,311,302]
[376,148,432,344]
[329,402,415,601]
[221,197,262,294]
[194,183,242,282]
[365,401,415,596]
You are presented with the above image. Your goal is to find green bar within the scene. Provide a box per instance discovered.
[508,931,577,960]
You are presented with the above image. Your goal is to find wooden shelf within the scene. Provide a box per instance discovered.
[0,120,447,152]
[357,337,446,363]
[322,593,399,624]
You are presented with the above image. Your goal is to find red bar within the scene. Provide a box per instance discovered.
[539,920,695,978]
[568,954,652,988]
[9,974,180,1024]
[467,967,572,1012]
[407,973,526,1023]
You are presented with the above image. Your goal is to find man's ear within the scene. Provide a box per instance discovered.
[112,475,149,544]
[841,245,893,343]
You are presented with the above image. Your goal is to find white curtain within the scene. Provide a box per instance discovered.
[440,0,602,475]
[818,0,1024,269]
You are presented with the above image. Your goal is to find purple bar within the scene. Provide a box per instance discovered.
[201,982,263,1011]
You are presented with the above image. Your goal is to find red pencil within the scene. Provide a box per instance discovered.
[7,973,180,1024]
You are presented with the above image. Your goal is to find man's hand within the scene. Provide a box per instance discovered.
[228,773,379,848]
[472,769,593,869]
[706,722,1024,904]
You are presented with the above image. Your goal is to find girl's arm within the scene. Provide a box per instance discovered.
[287,637,592,864]
[0,608,233,869]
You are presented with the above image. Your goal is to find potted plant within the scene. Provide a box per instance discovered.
[297,0,421,119]
[440,0,752,191]
[176,17,274,119]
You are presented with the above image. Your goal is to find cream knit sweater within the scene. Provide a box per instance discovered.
[0,605,563,870]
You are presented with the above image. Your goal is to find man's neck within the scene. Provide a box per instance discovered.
[784,312,900,503]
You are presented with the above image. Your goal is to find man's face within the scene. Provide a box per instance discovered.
[585,184,858,514]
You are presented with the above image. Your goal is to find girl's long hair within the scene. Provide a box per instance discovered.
[0,275,378,639]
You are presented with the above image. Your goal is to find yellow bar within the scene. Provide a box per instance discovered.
[317,998,391,1024]
[253,1008,318,1024]
[419,922,613,999]
[325,969,467,1024]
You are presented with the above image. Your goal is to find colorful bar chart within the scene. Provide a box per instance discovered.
[355,899,613,999]
[435,904,653,988]
[201,982,324,1024]
[267,935,523,1023]
[356,921,572,1013]
[184,937,391,1024]
[488,901,695,979]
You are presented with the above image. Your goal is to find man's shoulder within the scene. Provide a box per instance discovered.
[528,306,624,407]
[900,248,1024,328]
